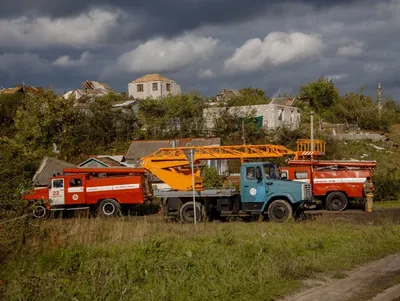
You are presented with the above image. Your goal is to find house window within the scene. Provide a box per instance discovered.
[277,109,283,121]
[152,83,158,91]
[137,84,144,92]
[166,83,171,91]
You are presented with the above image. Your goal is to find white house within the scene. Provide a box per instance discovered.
[203,103,301,131]
[128,74,181,99]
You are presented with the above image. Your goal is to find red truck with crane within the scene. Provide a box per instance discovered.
[22,138,376,221]
[280,139,376,211]
[23,142,314,223]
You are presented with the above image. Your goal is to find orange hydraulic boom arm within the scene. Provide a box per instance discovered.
[140,144,297,191]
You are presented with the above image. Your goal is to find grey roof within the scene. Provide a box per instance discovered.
[125,138,221,164]
[32,157,76,186]
[270,97,295,106]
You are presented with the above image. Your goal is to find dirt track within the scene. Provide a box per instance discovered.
[279,253,400,301]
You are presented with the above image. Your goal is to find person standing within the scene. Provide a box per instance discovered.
[363,176,374,212]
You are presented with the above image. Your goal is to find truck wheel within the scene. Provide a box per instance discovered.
[267,199,293,223]
[98,199,122,217]
[326,192,348,211]
[32,204,49,219]
[179,202,203,224]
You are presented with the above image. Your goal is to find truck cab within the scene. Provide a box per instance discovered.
[158,161,315,223]
[240,162,314,221]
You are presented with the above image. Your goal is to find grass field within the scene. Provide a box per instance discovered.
[374,201,400,209]
[1,216,400,301]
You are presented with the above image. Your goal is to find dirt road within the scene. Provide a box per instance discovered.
[279,253,400,301]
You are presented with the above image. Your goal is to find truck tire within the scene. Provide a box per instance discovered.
[267,199,293,223]
[32,204,49,219]
[179,202,203,224]
[326,192,348,211]
[98,199,122,218]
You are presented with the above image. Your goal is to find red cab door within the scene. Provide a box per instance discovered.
[65,175,86,205]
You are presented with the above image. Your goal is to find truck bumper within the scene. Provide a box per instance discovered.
[301,200,317,210]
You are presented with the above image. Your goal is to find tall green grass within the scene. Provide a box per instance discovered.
[1,216,400,301]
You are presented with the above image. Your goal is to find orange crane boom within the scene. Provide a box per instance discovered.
[140,144,297,191]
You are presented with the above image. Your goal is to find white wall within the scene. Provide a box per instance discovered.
[203,104,300,131]
[128,81,181,99]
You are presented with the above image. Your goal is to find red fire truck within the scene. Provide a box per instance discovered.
[280,160,376,211]
[22,168,153,218]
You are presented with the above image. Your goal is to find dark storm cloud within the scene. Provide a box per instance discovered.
[0,0,373,17]
[0,0,399,100]
[0,0,384,38]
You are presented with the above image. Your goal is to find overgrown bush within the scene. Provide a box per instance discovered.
[0,138,39,214]
[373,170,400,202]
[201,166,225,189]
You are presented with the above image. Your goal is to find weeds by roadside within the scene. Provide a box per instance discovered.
[1,216,400,301]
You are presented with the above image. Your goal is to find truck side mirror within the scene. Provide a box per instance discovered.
[256,166,262,180]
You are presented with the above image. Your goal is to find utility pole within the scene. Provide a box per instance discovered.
[378,83,382,120]
[241,119,246,145]
[310,111,314,152]
[190,149,197,225]
[184,148,198,225]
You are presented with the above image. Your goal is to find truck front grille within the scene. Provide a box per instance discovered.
[303,183,312,200]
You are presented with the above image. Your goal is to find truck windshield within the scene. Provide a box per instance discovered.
[263,164,279,179]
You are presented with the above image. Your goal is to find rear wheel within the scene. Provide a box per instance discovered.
[179,202,203,224]
[32,204,49,219]
[326,192,348,211]
[267,199,293,223]
[98,199,122,217]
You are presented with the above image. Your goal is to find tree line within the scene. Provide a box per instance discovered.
[1,77,400,211]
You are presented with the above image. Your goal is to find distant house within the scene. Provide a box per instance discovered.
[32,157,75,187]
[203,103,301,131]
[125,138,228,190]
[128,74,181,99]
[63,80,114,106]
[0,84,44,95]
[112,100,139,114]
[215,89,241,102]
[78,156,129,168]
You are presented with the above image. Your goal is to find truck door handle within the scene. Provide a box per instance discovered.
[244,185,249,187]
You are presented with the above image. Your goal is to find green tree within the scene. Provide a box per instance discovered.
[14,91,91,160]
[201,166,225,189]
[0,93,24,136]
[226,88,270,107]
[327,93,399,132]
[0,138,39,212]
[213,107,265,145]
[138,93,206,139]
[299,76,339,113]
[239,87,266,98]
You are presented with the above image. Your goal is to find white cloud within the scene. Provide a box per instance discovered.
[117,33,219,73]
[224,32,325,74]
[53,51,91,67]
[197,69,216,78]
[326,74,348,81]
[337,41,364,57]
[0,9,122,48]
